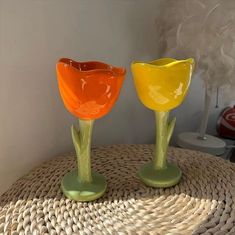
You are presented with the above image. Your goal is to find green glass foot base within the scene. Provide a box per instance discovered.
[138,162,182,188]
[61,170,107,202]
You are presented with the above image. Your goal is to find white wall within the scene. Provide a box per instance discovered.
[0,0,223,194]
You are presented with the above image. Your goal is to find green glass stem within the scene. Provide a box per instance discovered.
[71,119,94,183]
[61,119,106,201]
[138,110,181,188]
[154,111,176,169]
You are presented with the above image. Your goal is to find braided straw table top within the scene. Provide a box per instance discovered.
[1,145,235,235]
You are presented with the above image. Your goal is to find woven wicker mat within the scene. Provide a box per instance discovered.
[1,145,235,235]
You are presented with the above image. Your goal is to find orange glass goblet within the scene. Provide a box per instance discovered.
[56,58,126,201]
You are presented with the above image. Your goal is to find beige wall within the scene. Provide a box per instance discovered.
[0,0,221,194]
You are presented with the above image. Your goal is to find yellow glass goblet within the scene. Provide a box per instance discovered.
[131,58,194,188]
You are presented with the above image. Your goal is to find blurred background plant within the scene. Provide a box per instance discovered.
[156,0,235,141]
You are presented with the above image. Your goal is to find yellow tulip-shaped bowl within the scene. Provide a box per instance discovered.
[131,58,194,188]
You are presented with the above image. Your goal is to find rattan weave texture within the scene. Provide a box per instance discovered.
[0,145,235,235]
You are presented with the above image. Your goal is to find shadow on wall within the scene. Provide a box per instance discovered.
[0,0,165,195]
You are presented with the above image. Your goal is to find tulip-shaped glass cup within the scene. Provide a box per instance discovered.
[131,58,194,188]
[56,58,125,201]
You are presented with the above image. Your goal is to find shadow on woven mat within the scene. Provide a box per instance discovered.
[0,145,235,234]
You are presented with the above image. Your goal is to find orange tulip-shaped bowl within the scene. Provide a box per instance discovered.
[56,58,126,201]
